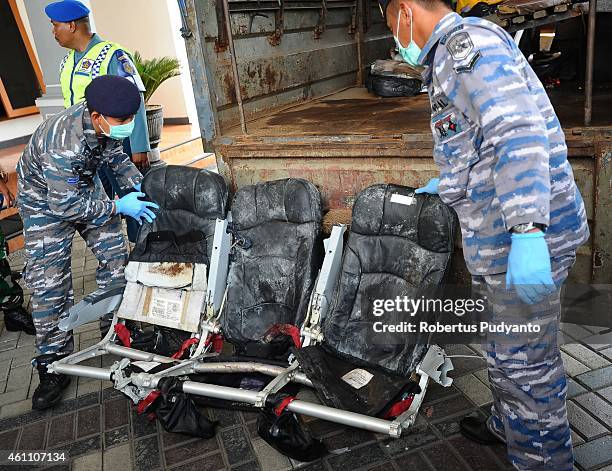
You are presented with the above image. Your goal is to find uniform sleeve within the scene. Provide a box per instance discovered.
[437,26,551,230]
[108,50,151,154]
[42,152,115,224]
[105,145,143,191]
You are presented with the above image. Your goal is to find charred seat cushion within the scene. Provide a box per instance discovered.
[222,178,323,353]
[130,165,228,265]
[321,183,455,376]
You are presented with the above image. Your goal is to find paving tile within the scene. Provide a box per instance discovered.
[219,426,255,466]
[6,365,33,392]
[167,452,225,471]
[571,429,584,446]
[583,331,612,350]
[601,347,612,362]
[52,391,100,417]
[421,441,468,471]
[560,323,593,341]
[133,435,161,471]
[73,451,102,471]
[0,407,50,431]
[380,424,439,456]
[323,426,378,450]
[77,405,101,438]
[54,434,101,458]
[599,386,612,403]
[431,412,481,438]
[47,413,75,447]
[327,443,388,471]
[0,428,19,451]
[131,409,158,438]
[561,351,590,376]
[0,399,33,419]
[0,387,28,407]
[163,435,219,466]
[232,460,261,471]
[423,383,461,404]
[566,401,608,440]
[0,360,11,382]
[573,435,612,470]
[78,380,102,397]
[567,377,588,399]
[252,438,293,471]
[0,345,35,364]
[103,443,132,471]
[575,365,612,390]
[209,407,242,429]
[452,374,493,407]
[104,425,130,448]
[161,429,199,449]
[104,398,129,430]
[574,392,612,427]
[18,420,47,450]
[387,452,429,471]
[422,394,474,422]
[561,344,611,370]
[449,435,504,470]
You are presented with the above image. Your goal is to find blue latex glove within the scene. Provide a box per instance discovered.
[506,231,555,304]
[115,192,159,224]
[415,178,440,195]
[134,183,142,192]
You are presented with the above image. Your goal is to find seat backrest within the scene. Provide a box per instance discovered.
[222,178,323,353]
[130,165,228,265]
[321,184,456,376]
[117,166,228,334]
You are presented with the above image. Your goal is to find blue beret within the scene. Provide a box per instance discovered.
[45,0,90,22]
[85,76,141,119]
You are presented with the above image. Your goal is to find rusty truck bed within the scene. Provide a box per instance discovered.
[215,87,612,284]
[224,86,612,137]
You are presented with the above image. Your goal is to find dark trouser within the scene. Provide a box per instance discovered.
[472,253,576,471]
[98,138,143,243]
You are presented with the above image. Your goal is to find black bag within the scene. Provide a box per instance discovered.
[152,378,218,439]
[257,395,327,462]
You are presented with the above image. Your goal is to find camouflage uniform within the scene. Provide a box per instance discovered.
[16,102,142,358]
[418,12,589,470]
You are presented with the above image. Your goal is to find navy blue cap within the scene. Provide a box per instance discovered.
[45,0,90,22]
[85,76,141,119]
[379,0,391,18]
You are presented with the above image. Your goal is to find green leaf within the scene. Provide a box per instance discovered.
[132,51,181,104]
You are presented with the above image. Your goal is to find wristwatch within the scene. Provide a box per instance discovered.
[511,222,547,233]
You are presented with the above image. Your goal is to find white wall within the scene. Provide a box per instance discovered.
[90,0,190,119]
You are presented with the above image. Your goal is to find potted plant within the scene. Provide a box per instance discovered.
[132,52,181,152]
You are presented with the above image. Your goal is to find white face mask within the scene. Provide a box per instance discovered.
[393,7,422,67]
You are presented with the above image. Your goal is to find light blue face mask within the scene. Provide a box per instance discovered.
[101,115,135,140]
[394,8,422,67]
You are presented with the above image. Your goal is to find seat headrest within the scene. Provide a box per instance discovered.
[231,178,322,230]
[142,165,228,221]
[350,184,454,253]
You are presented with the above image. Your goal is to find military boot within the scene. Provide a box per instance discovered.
[32,354,71,410]
[459,415,506,445]
[3,306,36,335]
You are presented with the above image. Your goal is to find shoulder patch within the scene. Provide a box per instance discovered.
[446,32,474,60]
[117,52,136,75]
[454,51,482,74]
